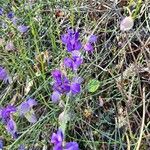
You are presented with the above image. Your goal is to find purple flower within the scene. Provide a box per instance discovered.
[0,105,16,124]
[7,11,14,19]
[0,105,17,138]
[64,56,83,71]
[51,129,63,145]
[70,82,81,95]
[6,119,17,138]
[17,25,28,33]
[52,70,70,94]
[18,99,37,123]
[70,77,82,95]
[61,29,82,52]
[84,35,97,53]
[0,67,8,82]
[0,8,3,16]
[51,129,79,150]
[51,91,61,103]
[52,70,62,83]
[84,42,93,52]
[65,142,79,150]
[88,35,97,43]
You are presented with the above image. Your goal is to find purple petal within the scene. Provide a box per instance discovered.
[1,105,16,123]
[0,67,8,81]
[65,142,79,150]
[66,42,73,52]
[51,91,61,103]
[74,41,82,50]
[64,58,73,69]
[17,25,28,33]
[18,102,30,115]
[61,84,70,93]
[72,56,83,71]
[27,98,37,107]
[53,142,63,150]
[6,119,17,138]
[88,35,97,43]
[84,42,93,52]
[74,32,79,40]
[61,34,69,44]
[7,12,14,19]
[52,70,62,81]
[51,129,63,145]
[70,82,81,94]
[67,29,74,35]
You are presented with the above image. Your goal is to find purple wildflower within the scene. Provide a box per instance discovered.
[51,129,63,145]
[17,25,28,33]
[51,91,61,103]
[70,77,82,95]
[0,8,3,16]
[0,67,8,82]
[70,82,81,95]
[0,105,17,138]
[18,98,37,123]
[65,142,79,150]
[6,119,17,138]
[52,70,62,83]
[63,56,83,71]
[61,29,82,52]
[7,11,14,19]
[51,129,79,150]
[84,35,97,53]
[0,105,16,124]
[52,70,70,94]
[88,35,97,43]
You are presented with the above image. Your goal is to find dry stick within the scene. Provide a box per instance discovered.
[135,86,146,150]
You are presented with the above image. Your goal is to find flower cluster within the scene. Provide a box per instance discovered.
[51,28,97,103]
[0,8,28,33]
[18,98,37,123]
[0,99,37,139]
[51,28,97,149]
[0,105,17,139]
[51,129,79,150]
[61,29,82,52]
[51,70,81,103]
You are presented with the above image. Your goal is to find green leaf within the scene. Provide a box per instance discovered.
[87,79,100,93]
